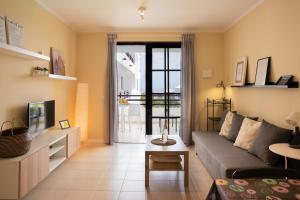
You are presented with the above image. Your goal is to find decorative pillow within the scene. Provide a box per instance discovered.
[249,120,292,166]
[234,118,262,150]
[217,110,229,132]
[219,111,234,138]
[227,113,245,141]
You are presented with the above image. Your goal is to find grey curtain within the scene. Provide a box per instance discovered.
[107,33,118,145]
[180,33,196,145]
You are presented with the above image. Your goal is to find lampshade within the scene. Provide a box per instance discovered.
[75,83,89,141]
[285,112,300,127]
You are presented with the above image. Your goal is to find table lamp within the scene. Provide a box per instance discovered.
[285,112,300,149]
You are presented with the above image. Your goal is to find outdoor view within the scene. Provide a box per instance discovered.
[117,45,181,143]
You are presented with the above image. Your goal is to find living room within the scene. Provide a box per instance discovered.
[0,0,299,200]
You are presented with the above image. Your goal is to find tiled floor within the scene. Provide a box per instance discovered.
[23,143,213,200]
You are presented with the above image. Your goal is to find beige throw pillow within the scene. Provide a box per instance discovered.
[234,118,262,150]
[219,111,234,138]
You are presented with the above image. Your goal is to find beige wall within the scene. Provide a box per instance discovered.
[76,33,108,142]
[224,0,300,128]
[76,32,224,141]
[0,0,224,142]
[4,0,296,142]
[195,33,224,131]
[118,32,181,42]
[0,0,77,127]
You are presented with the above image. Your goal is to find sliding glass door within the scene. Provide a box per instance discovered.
[146,43,181,135]
[117,43,181,143]
[117,45,146,143]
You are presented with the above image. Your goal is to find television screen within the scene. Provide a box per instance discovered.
[28,100,55,133]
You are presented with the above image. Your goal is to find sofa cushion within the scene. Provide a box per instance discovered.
[217,110,229,132]
[227,113,245,141]
[219,111,234,138]
[192,131,269,178]
[234,118,262,150]
[249,120,292,166]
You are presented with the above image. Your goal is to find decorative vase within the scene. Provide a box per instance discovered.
[161,119,168,143]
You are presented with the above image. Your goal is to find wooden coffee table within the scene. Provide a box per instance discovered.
[145,135,189,187]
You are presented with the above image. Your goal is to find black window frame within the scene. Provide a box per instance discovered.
[117,42,181,135]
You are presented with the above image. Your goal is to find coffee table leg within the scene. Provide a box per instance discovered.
[184,152,189,186]
[145,152,149,187]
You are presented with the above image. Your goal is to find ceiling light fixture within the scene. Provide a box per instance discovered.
[138,6,146,21]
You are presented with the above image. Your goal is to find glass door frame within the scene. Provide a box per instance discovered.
[117,42,181,135]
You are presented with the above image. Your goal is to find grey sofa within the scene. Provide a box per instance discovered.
[192,131,270,179]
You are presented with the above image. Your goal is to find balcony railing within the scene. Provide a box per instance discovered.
[117,94,181,143]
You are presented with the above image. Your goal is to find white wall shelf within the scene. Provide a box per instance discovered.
[48,74,77,81]
[32,73,77,81]
[0,42,50,61]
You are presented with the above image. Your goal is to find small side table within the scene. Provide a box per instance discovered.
[269,143,300,168]
[206,98,231,131]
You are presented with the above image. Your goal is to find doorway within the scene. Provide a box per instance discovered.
[117,42,181,143]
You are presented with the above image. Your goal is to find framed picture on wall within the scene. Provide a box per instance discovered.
[50,47,66,75]
[276,75,293,85]
[233,57,247,86]
[5,17,24,48]
[255,57,271,86]
[0,16,7,43]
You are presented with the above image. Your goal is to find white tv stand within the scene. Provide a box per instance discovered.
[0,127,80,200]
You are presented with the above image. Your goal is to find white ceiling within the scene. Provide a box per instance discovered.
[36,0,263,32]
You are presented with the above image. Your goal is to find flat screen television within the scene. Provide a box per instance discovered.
[27,100,55,134]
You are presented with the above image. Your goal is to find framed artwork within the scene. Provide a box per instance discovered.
[276,75,293,85]
[5,17,24,48]
[255,57,271,86]
[59,120,71,129]
[50,47,66,75]
[233,57,247,86]
[0,16,7,43]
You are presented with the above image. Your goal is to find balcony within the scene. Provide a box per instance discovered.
[118,95,181,143]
